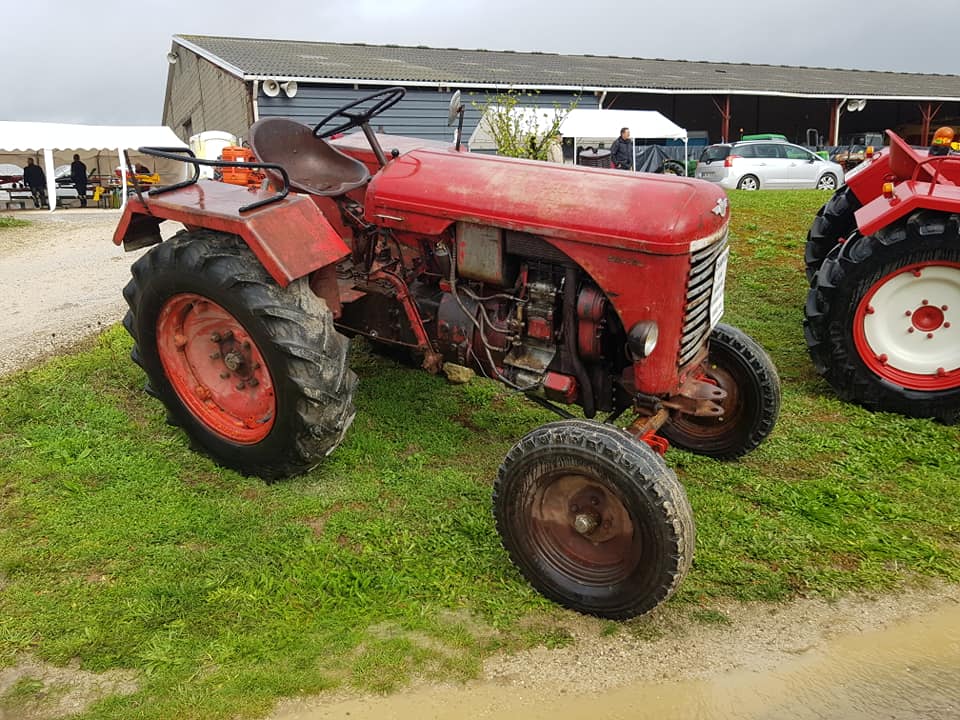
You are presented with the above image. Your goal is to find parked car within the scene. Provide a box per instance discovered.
[696,140,844,190]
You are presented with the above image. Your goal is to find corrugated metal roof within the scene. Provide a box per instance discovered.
[176,34,960,100]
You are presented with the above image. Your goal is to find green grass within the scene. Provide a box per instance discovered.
[1,190,959,718]
[0,216,30,229]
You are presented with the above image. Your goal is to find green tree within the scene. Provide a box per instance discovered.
[472,91,578,160]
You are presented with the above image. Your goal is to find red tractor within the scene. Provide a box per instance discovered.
[805,129,960,423]
[114,89,780,619]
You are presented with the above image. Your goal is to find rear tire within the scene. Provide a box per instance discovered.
[816,172,838,191]
[737,174,759,191]
[494,420,694,620]
[123,229,358,479]
[805,185,861,282]
[662,324,780,459]
[804,211,960,423]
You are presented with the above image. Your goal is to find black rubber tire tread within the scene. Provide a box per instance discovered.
[493,420,695,620]
[123,229,358,479]
[805,185,862,283]
[804,211,960,424]
[661,323,781,460]
[661,160,685,176]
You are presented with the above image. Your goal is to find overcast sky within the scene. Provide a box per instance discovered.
[2,0,954,125]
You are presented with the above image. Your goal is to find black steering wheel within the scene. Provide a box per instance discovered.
[313,87,406,139]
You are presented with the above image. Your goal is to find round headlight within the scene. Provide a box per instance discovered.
[627,321,659,359]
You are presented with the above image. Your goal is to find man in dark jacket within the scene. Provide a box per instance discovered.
[71,154,88,208]
[23,158,46,208]
[610,127,633,170]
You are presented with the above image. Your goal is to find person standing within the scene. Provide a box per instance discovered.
[610,127,633,170]
[71,154,88,208]
[23,158,47,208]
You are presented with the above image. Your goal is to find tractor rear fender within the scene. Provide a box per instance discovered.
[112,180,350,288]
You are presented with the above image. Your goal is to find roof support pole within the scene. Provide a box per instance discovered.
[919,102,941,146]
[712,95,731,144]
[829,99,842,146]
[43,148,56,212]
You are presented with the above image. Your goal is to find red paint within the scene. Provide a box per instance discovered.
[853,261,960,391]
[543,372,578,404]
[156,293,276,442]
[113,181,350,287]
[638,430,670,456]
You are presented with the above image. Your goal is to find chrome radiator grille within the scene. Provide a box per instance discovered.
[679,232,728,366]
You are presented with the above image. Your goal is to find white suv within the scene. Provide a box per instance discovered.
[696,140,844,190]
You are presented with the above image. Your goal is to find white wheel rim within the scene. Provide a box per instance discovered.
[861,264,960,377]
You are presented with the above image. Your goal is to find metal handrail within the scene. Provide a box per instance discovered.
[135,146,292,213]
[910,152,960,196]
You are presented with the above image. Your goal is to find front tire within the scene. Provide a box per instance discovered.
[662,324,780,459]
[494,420,694,620]
[804,211,960,423]
[123,230,358,479]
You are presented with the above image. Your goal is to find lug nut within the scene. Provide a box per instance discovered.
[210,332,221,342]
[248,378,259,387]
[865,305,875,314]
[908,327,915,333]
[573,513,599,536]
[590,496,599,506]
[937,367,947,377]
[242,341,251,350]
[570,504,579,513]
[220,371,230,379]
[236,382,246,390]
[922,299,929,306]
[942,305,950,311]
[945,322,952,329]
[913,269,922,277]
[222,330,234,341]
[877,354,888,364]
[210,351,221,360]
[927,333,935,339]
[252,362,261,370]
[905,310,913,317]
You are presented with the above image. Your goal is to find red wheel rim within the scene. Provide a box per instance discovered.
[853,261,960,391]
[156,293,276,443]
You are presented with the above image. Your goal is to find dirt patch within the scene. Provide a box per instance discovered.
[269,583,960,719]
[0,210,183,377]
[0,655,138,720]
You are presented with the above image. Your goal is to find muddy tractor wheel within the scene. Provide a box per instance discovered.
[805,212,960,423]
[123,230,358,479]
[662,323,781,459]
[805,185,861,283]
[493,420,694,620]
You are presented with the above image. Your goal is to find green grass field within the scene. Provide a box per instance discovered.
[0,216,31,230]
[1,191,959,719]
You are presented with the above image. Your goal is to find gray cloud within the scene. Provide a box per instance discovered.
[2,0,954,125]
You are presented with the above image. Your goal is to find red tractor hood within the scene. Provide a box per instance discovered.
[364,149,728,254]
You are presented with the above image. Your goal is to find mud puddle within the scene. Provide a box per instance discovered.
[271,598,960,720]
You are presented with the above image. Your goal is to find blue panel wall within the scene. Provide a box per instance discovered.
[258,85,591,143]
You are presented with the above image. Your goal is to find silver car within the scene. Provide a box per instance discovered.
[695,140,844,190]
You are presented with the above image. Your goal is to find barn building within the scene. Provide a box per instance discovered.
[163,34,960,149]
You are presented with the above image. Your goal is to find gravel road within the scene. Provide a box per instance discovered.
[0,210,181,376]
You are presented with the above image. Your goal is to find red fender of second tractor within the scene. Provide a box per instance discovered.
[113,180,350,287]
[852,131,960,237]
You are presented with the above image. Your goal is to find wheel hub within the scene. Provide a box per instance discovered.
[156,293,276,443]
[855,261,960,390]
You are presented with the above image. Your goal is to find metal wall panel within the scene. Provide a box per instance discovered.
[258,85,589,144]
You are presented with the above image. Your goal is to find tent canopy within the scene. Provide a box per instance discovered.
[0,121,188,210]
[559,109,687,141]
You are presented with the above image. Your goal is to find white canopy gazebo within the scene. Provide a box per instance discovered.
[0,121,188,210]
[559,109,688,172]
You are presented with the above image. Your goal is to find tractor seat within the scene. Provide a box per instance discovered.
[247,117,370,197]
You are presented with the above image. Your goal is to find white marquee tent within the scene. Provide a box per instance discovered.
[468,107,688,171]
[560,109,688,172]
[0,121,188,210]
